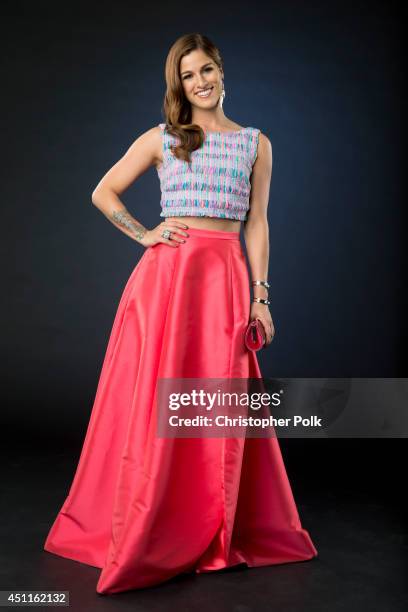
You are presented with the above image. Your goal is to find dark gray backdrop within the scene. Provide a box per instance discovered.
[1,0,405,444]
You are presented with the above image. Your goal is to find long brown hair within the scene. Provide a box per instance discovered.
[161,33,224,163]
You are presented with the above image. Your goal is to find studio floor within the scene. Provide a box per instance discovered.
[1,440,406,612]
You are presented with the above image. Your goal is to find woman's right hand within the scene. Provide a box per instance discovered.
[141,221,189,248]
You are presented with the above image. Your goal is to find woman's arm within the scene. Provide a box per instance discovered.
[243,132,275,343]
[91,126,162,244]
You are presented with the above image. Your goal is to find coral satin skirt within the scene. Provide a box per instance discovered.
[43,226,318,594]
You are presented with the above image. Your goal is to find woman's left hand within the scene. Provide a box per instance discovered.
[250,302,275,345]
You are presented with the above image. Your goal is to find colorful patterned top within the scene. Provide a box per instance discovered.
[156,123,260,221]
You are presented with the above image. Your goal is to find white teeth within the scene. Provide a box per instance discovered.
[196,88,212,98]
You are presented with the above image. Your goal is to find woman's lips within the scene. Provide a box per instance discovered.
[196,87,213,98]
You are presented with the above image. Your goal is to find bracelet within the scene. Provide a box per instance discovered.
[251,280,270,289]
[252,279,270,305]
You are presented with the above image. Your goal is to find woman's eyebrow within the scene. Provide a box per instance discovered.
[181,62,213,76]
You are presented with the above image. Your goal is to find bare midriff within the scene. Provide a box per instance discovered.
[164,216,241,233]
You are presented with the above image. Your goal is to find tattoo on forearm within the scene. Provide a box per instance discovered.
[111,210,147,242]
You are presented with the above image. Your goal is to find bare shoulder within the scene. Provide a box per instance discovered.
[123,125,163,168]
[131,125,162,146]
[258,131,272,154]
[255,131,272,167]
[147,125,163,167]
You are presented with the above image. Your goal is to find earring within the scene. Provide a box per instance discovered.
[219,79,225,108]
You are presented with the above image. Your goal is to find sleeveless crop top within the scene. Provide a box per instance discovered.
[156,123,260,221]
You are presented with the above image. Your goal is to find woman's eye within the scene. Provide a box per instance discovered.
[183,67,213,80]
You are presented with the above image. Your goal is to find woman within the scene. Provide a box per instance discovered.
[43,32,318,594]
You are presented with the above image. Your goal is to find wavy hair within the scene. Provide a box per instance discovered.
[161,33,224,163]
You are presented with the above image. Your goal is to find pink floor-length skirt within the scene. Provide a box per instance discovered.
[43,226,318,594]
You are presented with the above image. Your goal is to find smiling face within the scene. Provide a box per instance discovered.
[180,48,223,110]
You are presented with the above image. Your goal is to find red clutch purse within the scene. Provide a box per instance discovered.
[244,318,266,351]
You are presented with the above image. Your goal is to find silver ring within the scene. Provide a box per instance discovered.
[161,229,172,240]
